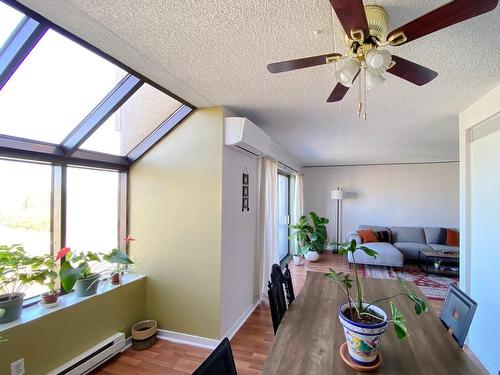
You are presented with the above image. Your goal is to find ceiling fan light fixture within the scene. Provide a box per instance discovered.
[366,49,392,72]
[335,59,359,87]
[366,68,385,89]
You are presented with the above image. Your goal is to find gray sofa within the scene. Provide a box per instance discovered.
[346,225,458,267]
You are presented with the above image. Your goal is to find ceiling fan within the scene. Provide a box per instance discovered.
[267,0,498,118]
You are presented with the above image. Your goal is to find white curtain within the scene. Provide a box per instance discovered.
[256,156,279,297]
[290,173,304,255]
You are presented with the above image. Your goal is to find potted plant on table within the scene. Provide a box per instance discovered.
[0,244,57,323]
[56,247,102,297]
[326,239,428,368]
[289,212,329,262]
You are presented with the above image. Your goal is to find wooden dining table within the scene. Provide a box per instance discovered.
[261,271,483,374]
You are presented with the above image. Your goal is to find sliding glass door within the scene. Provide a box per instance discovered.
[278,173,290,261]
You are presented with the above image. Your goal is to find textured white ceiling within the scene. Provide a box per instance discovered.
[19,0,500,165]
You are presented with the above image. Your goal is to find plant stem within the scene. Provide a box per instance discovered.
[351,252,363,311]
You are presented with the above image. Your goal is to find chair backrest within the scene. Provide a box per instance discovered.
[268,281,283,334]
[283,263,295,305]
[192,337,237,375]
[270,264,288,314]
[440,283,477,347]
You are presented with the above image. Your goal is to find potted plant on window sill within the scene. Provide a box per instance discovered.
[326,239,428,368]
[0,244,56,323]
[102,247,134,286]
[56,248,102,297]
[289,212,329,263]
[36,255,59,306]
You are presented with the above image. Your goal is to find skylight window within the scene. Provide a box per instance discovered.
[0,29,126,143]
[80,84,182,155]
[0,1,24,49]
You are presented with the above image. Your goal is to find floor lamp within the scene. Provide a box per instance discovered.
[331,188,345,252]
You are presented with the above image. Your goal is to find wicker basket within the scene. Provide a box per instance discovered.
[131,320,158,350]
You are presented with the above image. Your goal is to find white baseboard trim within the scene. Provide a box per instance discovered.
[155,300,261,351]
[157,329,220,350]
[223,299,260,340]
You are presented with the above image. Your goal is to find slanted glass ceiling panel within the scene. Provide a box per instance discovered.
[0,1,24,49]
[0,29,127,143]
[80,84,182,155]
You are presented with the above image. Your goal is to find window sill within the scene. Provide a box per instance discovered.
[0,274,145,333]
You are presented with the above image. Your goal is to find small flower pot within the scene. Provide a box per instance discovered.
[293,255,303,266]
[305,251,320,262]
[338,302,388,366]
[111,273,120,285]
[75,274,100,297]
[41,291,59,305]
[0,293,24,324]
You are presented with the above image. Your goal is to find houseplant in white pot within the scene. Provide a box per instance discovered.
[326,239,428,367]
[56,247,103,297]
[0,244,56,323]
[289,212,329,262]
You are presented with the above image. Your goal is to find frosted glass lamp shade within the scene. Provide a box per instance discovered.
[331,189,345,200]
[335,59,359,87]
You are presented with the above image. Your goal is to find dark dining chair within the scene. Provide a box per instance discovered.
[283,263,295,305]
[270,264,288,313]
[268,281,285,334]
[192,337,237,375]
[440,283,477,347]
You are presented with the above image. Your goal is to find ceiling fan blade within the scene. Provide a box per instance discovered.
[387,0,498,46]
[267,53,341,73]
[327,83,350,102]
[329,0,369,39]
[387,55,438,86]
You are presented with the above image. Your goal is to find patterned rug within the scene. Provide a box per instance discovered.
[361,265,458,301]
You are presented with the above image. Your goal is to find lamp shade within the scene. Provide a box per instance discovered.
[331,189,345,200]
[335,59,359,88]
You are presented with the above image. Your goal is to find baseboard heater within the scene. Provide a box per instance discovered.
[48,332,125,375]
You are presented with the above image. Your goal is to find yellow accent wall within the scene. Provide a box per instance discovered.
[128,107,223,339]
[0,278,145,375]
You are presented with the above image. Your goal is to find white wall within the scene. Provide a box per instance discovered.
[303,163,459,242]
[220,145,259,337]
[460,84,500,374]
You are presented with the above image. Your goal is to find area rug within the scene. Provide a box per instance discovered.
[360,265,458,301]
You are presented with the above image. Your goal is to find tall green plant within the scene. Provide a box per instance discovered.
[289,212,329,254]
[325,239,428,340]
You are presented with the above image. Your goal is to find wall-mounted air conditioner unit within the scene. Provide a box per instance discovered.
[48,332,125,375]
[224,117,271,157]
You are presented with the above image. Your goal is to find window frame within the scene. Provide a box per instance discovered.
[0,0,196,169]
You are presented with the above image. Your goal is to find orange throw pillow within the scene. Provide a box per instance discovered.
[357,229,378,244]
[446,229,459,247]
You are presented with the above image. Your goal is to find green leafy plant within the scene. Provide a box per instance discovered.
[56,247,102,293]
[289,212,329,255]
[0,244,56,298]
[325,239,428,340]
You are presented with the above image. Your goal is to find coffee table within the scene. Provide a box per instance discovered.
[418,250,459,276]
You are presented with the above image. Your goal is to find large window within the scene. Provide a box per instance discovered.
[66,166,120,252]
[0,29,127,143]
[0,0,193,166]
[0,158,51,298]
[278,173,291,261]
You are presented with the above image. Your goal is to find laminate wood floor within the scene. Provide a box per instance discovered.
[93,253,443,375]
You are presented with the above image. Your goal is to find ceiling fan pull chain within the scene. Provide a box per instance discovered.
[357,68,362,117]
[363,67,367,120]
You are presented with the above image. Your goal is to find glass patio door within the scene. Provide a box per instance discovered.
[278,173,290,261]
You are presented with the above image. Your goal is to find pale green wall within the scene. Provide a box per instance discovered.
[0,279,145,375]
[129,107,224,339]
